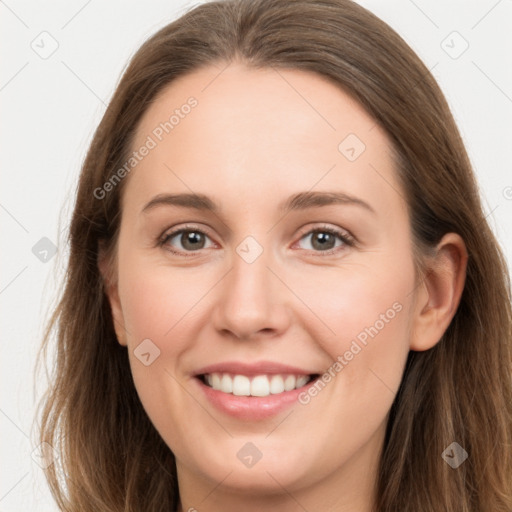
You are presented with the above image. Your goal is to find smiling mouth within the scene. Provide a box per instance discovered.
[197,373,319,398]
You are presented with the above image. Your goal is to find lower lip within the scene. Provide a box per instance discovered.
[195,377,315,421]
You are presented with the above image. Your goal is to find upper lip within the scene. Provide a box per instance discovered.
[193,361,319,377]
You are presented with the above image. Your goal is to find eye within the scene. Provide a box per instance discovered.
[158,224,355,257]
[294,225,355,255]
[159,225,215,256]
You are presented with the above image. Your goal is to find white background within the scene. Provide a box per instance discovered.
[1,0,511,509]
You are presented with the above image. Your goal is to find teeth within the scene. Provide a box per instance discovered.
[269,375,284,394]
[220,374,233,393]
[251,375,269,397]
[211,373,221,390]
[296,375,309,388]
[284,375,295,391]
[202,373,311,397]
[233,375,251,396]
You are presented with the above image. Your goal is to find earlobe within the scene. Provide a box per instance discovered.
[409,233,468,352]
[98,243,127,347]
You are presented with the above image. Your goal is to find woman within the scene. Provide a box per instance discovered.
[37,0,512,510]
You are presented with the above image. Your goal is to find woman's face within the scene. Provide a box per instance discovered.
[105,62,422,505]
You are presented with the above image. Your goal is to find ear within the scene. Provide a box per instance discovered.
[98,241,127,347]
[409,233,468,351]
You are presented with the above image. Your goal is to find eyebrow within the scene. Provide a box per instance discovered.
[141,191,375,215]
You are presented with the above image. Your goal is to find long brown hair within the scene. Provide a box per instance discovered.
[36,0,512,510]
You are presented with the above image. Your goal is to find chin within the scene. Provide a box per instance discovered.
[188,440,315,493]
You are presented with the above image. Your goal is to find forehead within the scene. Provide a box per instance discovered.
[124,62,404,219]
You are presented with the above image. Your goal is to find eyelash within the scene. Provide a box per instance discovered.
[158,224,356,258]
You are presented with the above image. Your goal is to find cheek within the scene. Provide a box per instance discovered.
[118,263,204,347]
[115,263,192,393]
[318,306,410,467]
[329,282,409,362]
[296,255,413,359]
[287,270,413,474]
[295,252,414,407]
[116,265,204,456]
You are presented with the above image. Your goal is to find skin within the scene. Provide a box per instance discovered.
[100,61,467,512]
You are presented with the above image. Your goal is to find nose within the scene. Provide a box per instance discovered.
[211,242,291,342]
